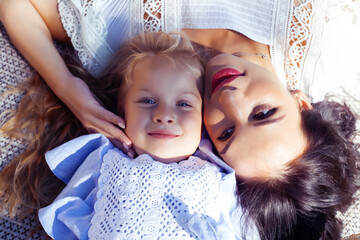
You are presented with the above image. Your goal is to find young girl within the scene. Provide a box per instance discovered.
[35,32,257,240]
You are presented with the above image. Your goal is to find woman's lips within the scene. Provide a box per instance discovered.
[211,68,244,94]
[148,130,179,139]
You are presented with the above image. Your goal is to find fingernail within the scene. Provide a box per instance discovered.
[118,122,125,129]
[127,152,134,158]
[123,143,129,151]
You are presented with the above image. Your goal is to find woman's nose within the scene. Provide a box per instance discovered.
[219,90,246,120]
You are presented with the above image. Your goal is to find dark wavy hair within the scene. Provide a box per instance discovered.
[237,100,360,240]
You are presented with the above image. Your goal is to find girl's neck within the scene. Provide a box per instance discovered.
[182,29,273,71]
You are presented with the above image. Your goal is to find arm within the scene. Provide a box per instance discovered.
[0,0,133,154]
[0,0,69,91]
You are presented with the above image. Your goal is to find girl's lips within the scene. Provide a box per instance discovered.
[148,130,179,139]
[211,68,244,94]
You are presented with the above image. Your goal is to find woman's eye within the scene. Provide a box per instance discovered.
[252,107,277,120]
[176,101,191,107]
[217,126,235,141]
[139,98,156,104]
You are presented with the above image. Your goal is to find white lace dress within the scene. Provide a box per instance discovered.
[57,0,323,93]
[58,0,360,102]
[38,133,260,240]
[57,0,274,77]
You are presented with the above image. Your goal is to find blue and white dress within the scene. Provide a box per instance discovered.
[38,133,259,240]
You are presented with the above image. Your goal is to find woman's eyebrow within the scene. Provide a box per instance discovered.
[219,136,235,155]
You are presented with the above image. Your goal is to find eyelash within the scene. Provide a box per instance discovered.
[139,98,156,104]
[217,126,235,141]
[176,101,192,108]
[138,98,192,108]
[251,107,278,120]
[217,107,278,142]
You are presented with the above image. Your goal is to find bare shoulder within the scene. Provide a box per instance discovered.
[30,0,69,41]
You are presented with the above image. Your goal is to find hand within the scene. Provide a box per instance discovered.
[56,75,135,157]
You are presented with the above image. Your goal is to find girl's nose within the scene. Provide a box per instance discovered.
[153,106,175,124]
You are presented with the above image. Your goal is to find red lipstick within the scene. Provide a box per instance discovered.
[211,68,244,94]
[148,130,179,139]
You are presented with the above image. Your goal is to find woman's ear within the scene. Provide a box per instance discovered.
[291,90,313,110]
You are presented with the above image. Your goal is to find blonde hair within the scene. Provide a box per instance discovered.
[0,32,202,218]
[0,62,88,217]
[104,32,203,116]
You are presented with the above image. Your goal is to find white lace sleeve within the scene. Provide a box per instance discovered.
[271,0,325,92]
[310,0,360,102]
[130,0,179,36]
[58,0,128,77]
[272,0,360,103]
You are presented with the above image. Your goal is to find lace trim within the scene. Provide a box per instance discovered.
[272,0,325,91]
[58,0,113,76]
[89,149,221,239]
[130,0,179,36]
[270,0,292,87]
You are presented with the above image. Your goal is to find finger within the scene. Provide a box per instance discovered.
[110,138,128,152]
[96,107,125,129]
[110,125,132,146]
[85,122,136,158]
[102,122,132,146]
[127,148,136,159]
[108,137,136,159]
[83,116,132,146]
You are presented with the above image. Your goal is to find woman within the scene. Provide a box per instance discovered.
[201,52,359,239]
[0,0,359,239]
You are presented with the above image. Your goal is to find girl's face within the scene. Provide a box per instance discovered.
[203,53,311,178]
[124,56,202,163]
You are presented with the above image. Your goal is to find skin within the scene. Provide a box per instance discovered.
[0,0,131,154]
[203,53,312,178]
[123,56,203,163]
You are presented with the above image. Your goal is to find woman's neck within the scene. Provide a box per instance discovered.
[182,29,273,71]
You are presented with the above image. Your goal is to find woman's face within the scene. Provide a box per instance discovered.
[203,53,310,178]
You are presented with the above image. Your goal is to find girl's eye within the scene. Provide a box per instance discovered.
[176,101,191,108]
[139,98,156,104]
[217,126,235,141]
[252,107,277,120]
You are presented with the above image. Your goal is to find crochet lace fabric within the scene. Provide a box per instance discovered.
[89,150,221,239]
[57,0,113,77]
[271,0,325,91]
[130,0,179,36]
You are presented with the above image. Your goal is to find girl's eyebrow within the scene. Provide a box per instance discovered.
[136,88,202,101]
[181,92,202,100]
